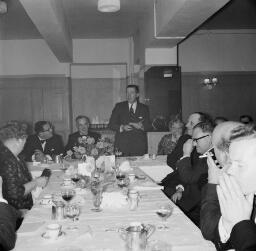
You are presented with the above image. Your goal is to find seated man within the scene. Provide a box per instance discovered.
[65,115,100,156]
[21,121,64,161]
[200,122,256,250]
[161,112,212,187]
[164,121,214,225]
[0,177,19,251]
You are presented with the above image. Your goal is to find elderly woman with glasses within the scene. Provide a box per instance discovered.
[0,122,47,214]
[157,117,184,155]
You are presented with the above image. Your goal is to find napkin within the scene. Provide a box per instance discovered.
[101,192,128,209]
[77,162,94,176]
[96,155,115,172]
[119,160,132,172]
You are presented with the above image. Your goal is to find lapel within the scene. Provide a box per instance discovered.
[134,102,140,117]
[36,136,44,152]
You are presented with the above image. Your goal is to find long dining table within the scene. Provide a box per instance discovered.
[14,156,215,251]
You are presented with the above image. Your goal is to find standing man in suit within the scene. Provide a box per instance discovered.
[65,115,100,156]
[108,85,151,156]
[21,121,64,161]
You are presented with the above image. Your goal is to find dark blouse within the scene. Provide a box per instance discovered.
[0,143,33,210]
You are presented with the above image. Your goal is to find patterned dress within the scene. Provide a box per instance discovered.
[157,134,179,155]
[0,143,33,210]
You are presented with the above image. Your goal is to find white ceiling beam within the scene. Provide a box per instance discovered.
[19,0,73,62]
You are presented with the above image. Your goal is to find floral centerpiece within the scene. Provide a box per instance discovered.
[66,136,114,160]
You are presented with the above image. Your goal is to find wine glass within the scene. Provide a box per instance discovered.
[71,173,80,184]
[65,204,80,230]
[61,189,76,204]
[155,203,173,230]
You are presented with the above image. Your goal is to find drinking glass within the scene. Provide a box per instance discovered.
[65,204,80,230]
[155,203,173,230]
[90,179,103,212]
[71,173,80,184]
[61,189,76,204]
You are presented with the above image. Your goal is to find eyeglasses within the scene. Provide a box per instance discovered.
[192,134,209,143]
[42,127,52,132]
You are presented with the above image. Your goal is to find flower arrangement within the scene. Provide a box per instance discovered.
[66,136,114,160]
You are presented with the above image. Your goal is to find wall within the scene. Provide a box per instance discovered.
[0,39,68,76]
[179,29,256,121]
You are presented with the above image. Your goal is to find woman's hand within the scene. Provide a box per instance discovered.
[35,177,48,188]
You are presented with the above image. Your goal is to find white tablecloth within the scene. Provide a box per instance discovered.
[14,157,215,251]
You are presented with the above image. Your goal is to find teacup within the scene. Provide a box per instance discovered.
[41,194,52,205]
[45,223,61,240]
[128,173,136,183]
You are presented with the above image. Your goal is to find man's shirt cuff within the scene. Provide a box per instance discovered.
[0,198,8,204]
[176,185,184,192]
[218,216,231,243]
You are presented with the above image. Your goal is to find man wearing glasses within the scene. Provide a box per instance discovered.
[169,121,214,225]
[21,121,64,162]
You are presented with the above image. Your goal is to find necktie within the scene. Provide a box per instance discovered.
[40,139,46,145]
[129,104,137,122]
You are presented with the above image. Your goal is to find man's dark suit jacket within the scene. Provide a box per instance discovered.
[0,202,19,251]
[65,131,100,154]
[21,134,64,161]
[200,183,256,251]
[163,154,208,225]
[108,101,151,156]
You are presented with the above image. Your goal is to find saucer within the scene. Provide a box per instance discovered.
[41,231,66,241]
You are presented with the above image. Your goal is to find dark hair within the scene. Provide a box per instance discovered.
[0,122,27,142]
[127,85,139,93]
[239,115,253,124]
[75,115,90,124]
[194,121,214,134]
[34,121,49,134]
[195,112,213,125]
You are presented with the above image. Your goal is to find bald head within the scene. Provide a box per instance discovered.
[212,121,243,166]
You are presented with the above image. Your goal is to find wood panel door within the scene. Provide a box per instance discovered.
[0,77,70,144]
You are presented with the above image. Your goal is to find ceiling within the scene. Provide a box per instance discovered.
[1,0,256,40]
[0,0,152,40]
[1,0,255,63]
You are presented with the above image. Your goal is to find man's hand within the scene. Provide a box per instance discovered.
[129,122,144,131]
[171,190,182,203]
[183,139,194,156]
[207,153,223,184]
[34,150,46,162]
[121,124,133,132]
[217,174,254,234]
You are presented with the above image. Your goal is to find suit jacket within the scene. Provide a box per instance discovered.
[21,134,64,161]
[200,183,256,251]
[0,202,19,251]
[175,156,208,212]
[108,101,151,156]
[65,131,101,154]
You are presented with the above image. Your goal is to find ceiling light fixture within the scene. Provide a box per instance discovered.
[0,1,7,14]
[98,0,120,13]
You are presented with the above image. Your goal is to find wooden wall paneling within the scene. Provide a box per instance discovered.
[181,72,256,121]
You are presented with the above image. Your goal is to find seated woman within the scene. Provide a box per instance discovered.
[157,117,184,155]
[0,123,47,212]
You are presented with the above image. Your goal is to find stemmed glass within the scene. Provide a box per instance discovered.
[90,179,103,212]
[155,203,173,230]
[61,189,76,204]
[65,204,80,230]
